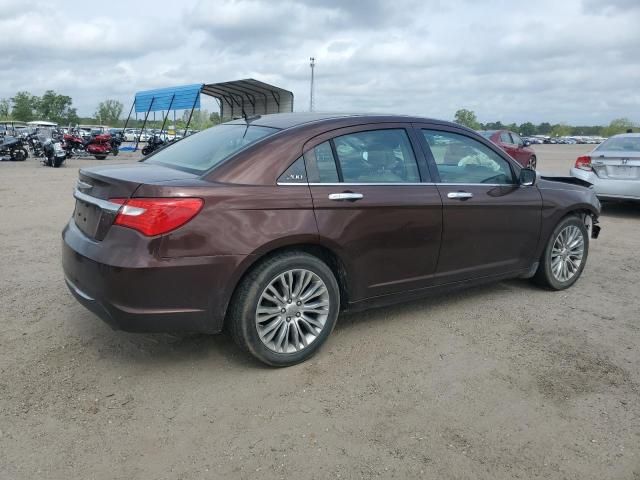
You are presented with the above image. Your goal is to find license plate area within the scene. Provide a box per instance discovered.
[74,199,102,238]
[606,165,638,179]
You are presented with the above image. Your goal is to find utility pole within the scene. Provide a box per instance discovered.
[309,57,315,112]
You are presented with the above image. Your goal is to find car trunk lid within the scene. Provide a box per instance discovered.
[591,151,640,180]
[73,163,198,240]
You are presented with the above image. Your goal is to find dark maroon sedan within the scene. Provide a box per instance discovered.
[63,113,600,366]
[478,129,537,169]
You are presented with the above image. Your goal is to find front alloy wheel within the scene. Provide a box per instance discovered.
[533,216,589,290]
[550,225,584,282]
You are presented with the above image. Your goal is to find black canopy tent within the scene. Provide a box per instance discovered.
[201,79,294,121]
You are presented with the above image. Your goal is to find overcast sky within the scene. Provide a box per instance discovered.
[2,0,639,124]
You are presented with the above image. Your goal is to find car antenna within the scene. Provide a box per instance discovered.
[242,110,261,124]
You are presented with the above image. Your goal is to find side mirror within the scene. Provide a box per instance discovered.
[519,167,536,186]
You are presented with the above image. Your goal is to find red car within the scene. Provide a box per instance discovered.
[479,130,537,169]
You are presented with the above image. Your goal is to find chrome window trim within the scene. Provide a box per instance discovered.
[277,182,519,187]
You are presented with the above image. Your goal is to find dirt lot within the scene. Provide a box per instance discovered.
[1,145,639,479]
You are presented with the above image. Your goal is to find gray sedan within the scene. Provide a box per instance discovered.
[571,133,640,201]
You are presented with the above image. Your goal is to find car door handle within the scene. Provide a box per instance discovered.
[447,191,473,199]
[328,192,364,201]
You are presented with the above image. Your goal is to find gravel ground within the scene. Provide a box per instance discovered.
[0,145,639,479]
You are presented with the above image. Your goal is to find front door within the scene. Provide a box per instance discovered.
[303,125,442,301]
[418,126,542,283]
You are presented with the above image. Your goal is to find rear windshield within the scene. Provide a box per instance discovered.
[478,130,496,139]
[595,136,640,152]
[144,124,280,174]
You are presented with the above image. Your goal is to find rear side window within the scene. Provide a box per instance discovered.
[333,129,420,183]
[305,141,340,183]
[145,124,279,174]
[422,130,514,184]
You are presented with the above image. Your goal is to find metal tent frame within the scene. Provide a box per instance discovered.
[201,79,294,121]
[122,79,293,150]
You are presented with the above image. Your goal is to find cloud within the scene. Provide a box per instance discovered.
[0,0,639,125]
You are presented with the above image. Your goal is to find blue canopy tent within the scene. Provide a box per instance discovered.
[121,79,294,151]
[120,83,202,151]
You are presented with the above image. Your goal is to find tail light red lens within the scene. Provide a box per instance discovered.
[575,155,592,171]
[109,197,203,236]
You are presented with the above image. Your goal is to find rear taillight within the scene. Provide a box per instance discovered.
[109,197,203,236]
[575,155,592,171]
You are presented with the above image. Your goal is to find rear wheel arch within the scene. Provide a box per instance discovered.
[221,242,351,329]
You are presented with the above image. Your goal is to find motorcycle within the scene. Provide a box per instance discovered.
[63,130,114,159]
[25,132,44,158]
[110,131,123,156]
[42,137,67,168]
[142,134,168,155]
[0,135,28,161]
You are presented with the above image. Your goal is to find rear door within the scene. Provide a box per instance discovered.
[416,125,542,283]
[509,132,529,165]
[303,124,442,301]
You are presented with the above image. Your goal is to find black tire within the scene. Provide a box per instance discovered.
[11,148,27,161]
[94,155,107,160]
[228,251,340,367]
[532,215,589,290]
[53,156,65,168]
[142,146,151,155]
[527,155,537,169]
[112,147,119,156]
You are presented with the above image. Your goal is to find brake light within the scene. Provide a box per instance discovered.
[575,155,592,171]
[109,197,203,236]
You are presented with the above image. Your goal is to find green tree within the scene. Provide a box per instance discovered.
[454,109,480,130]
[37,90,78,124]
[10,91,39,121]
[519,122,536,136]
[537,122,552,135]
[551,123,571,137]
[209,111,221,125]
[483,121,504,130]
[96,99,124,125]
[604,118,636,137]
[0,98,10,119]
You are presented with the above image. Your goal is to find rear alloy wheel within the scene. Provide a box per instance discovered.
[527,156,537,169]
[94,155,107,160]
[228,252,340,366]
[533,216,588,290]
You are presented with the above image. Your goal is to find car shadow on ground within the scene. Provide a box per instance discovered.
[85,279,538,369]
[600,200,640,219]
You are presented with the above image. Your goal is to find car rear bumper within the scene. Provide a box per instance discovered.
[62,219,247,334]
[570,168,640,200]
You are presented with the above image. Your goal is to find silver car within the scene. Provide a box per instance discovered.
[571,133,640,201]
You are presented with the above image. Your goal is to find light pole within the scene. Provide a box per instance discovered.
[309,57,315,112]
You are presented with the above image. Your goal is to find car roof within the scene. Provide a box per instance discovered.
[610,133,640,138]
[226,112,462,130]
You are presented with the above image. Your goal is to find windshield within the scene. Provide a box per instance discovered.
[145,124,279,174]
[596,136,640,152]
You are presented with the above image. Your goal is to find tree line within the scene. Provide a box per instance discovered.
[454,109,636,138]
[0,90,221,130]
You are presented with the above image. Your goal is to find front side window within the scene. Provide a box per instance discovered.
[332,129,420,183]
[510,132,523,146]
[500,132,512,144]
[145,124,279,174]
[422,130,515,184]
